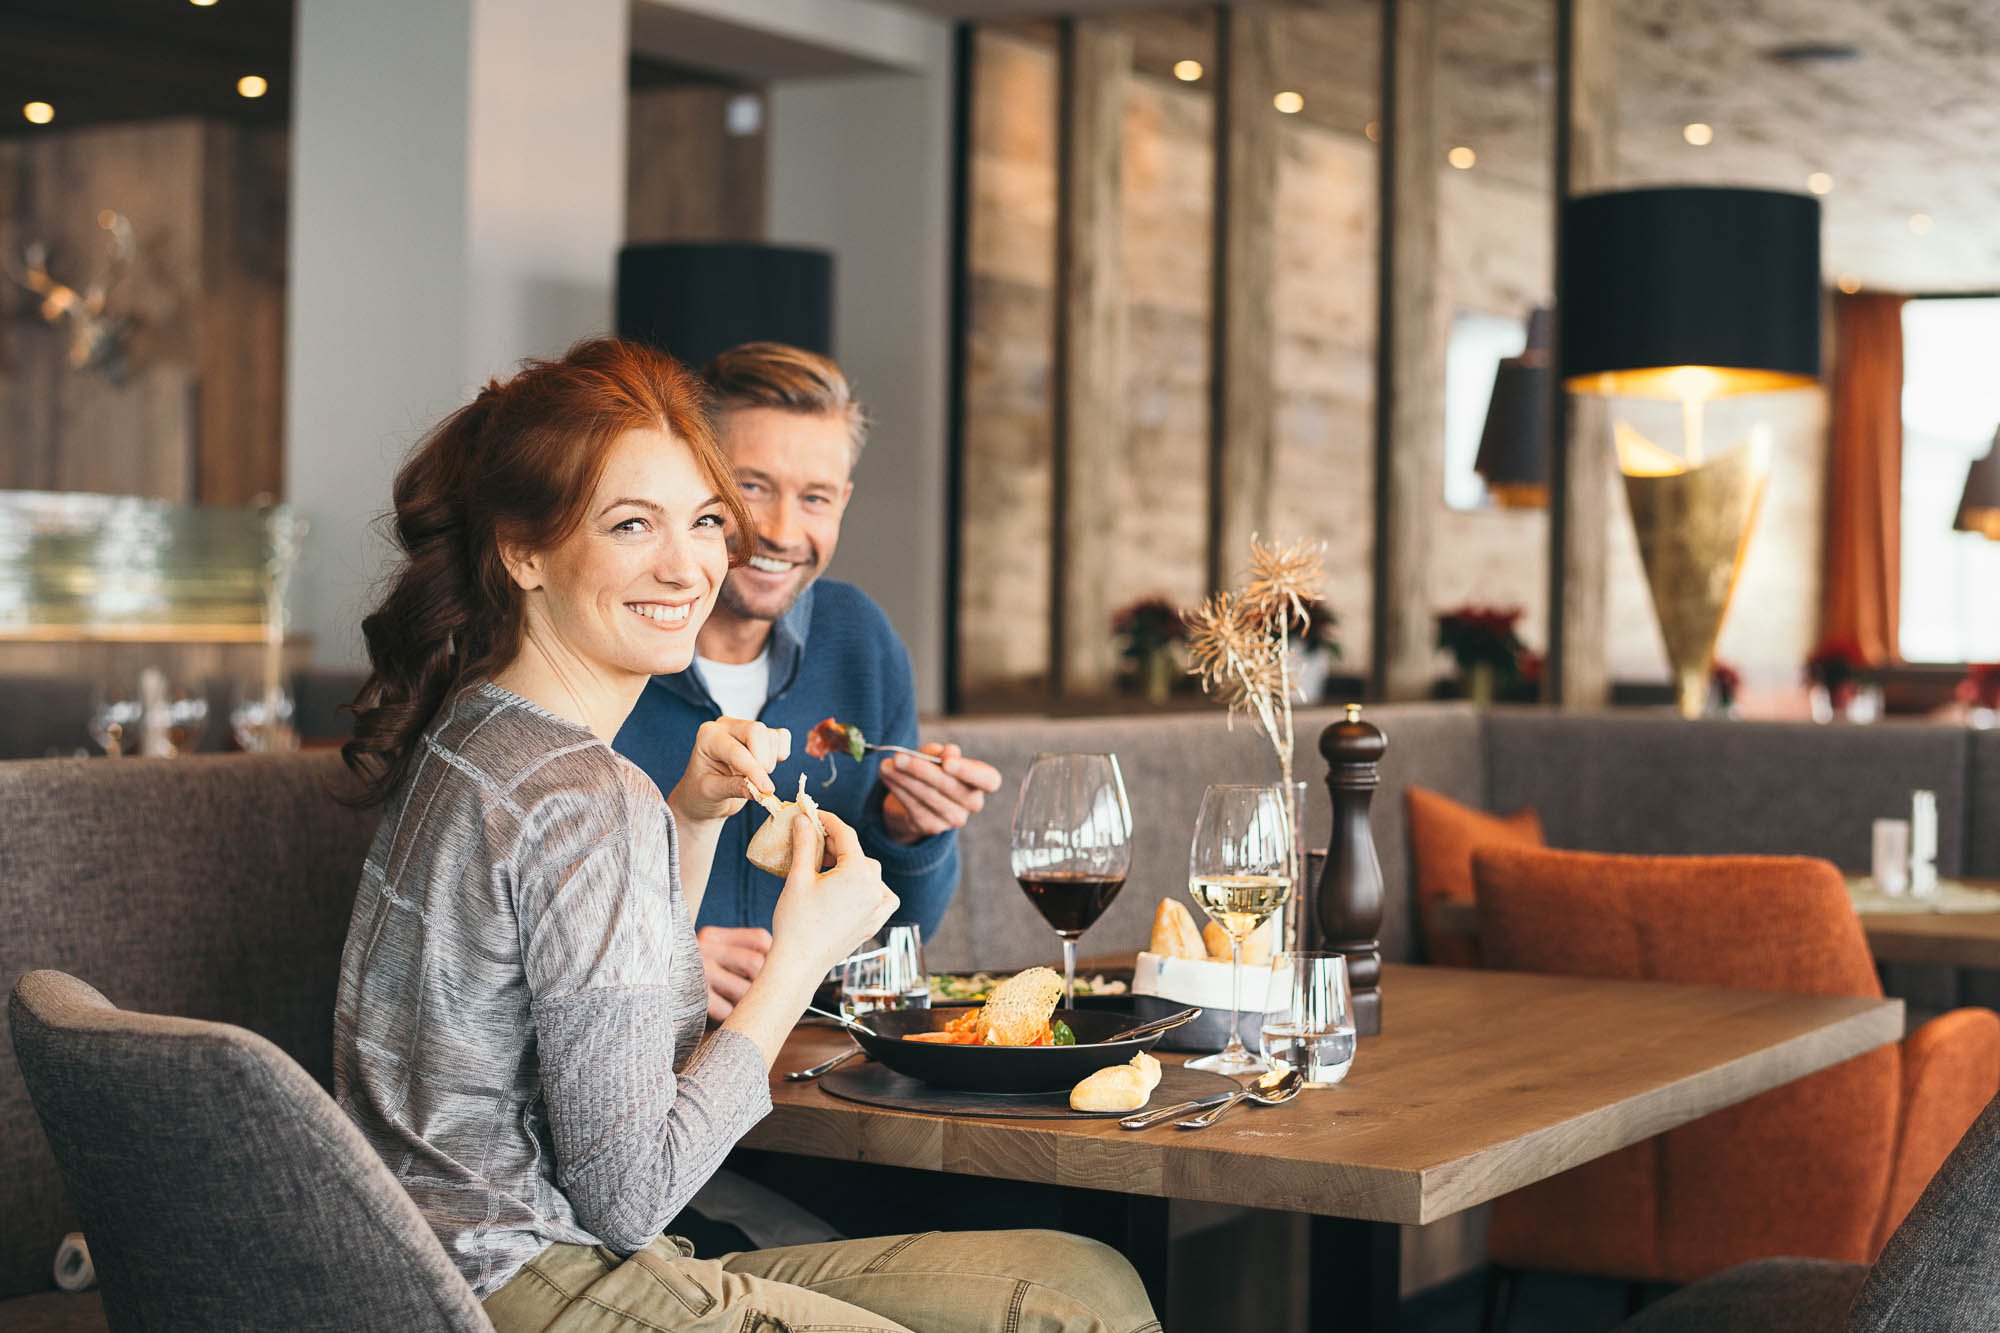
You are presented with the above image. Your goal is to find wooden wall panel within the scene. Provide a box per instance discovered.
[626,85,768,244]
[1052,20,1130,697]
[197,123,288,504]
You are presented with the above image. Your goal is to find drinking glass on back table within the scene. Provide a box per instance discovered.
[1186,783,1294,1074]
[841,924,929,1022]
[1010,753,1133,1008]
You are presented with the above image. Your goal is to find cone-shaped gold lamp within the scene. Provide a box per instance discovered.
[1563,187,1821,716]
[1616,427,1770,717]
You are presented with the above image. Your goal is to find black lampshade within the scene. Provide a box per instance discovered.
[616,242,834,371]
[1475,308,1551,507]
[1562,187,1821,398]
[1956,430,2000,539]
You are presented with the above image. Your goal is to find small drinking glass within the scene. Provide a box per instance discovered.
[1872,818,1911,897]
[1186,783,1294,1075]
[841,924,930,1023]
[1261,951,1356,1087]
[230,684,298,753]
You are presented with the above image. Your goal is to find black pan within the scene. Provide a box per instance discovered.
[850,1007,1165,1094]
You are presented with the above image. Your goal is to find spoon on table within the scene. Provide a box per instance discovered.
[784,1044,865,1082]
[1174,1066,1305,1129]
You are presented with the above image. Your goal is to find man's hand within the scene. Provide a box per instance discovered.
[879,743,1003,844]
[698,925,773,1022]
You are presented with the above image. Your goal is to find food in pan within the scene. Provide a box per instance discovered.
[745,775,826,878]
[905,966,1076,1047]
[1069,1051,1163,1112]
[928,972,1127,1003]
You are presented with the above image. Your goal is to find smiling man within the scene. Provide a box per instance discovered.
[616,342,1001,1021]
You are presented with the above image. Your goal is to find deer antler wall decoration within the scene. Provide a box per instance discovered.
[11,209,136,382]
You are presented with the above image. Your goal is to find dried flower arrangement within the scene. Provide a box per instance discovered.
[1184,537,1328,943]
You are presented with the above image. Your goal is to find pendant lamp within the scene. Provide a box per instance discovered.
[1955,430,2000,539]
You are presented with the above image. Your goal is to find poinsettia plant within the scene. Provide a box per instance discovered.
[1436,605,1526,673]
[1958,663,2000,712]
[1804,637,1873,706]
[1111,596,1188,665]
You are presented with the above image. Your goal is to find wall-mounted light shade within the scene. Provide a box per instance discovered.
[616,242,834,371]
[1475,308,1551,508]
[1561,187,1822,398]
[1956,432,2000,539]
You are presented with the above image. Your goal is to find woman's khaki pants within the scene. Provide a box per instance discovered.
[483,1229,1162,1333]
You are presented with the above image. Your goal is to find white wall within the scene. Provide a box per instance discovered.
[286,0,626,665]
[769,56,956,712]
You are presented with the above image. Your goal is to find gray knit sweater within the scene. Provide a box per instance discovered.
[332,681,772,1297]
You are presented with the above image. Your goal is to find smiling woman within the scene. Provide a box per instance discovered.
[341,337,754,805]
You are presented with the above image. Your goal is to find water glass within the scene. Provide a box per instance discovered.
[1261,951,1356,1087]
[840,924,930,1022]
[1872,818,1911,897]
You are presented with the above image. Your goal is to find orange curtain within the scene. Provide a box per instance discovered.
[1822,292,1906,665]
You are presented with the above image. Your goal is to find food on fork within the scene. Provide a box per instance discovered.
[744,774,826,878]
[1069,1051,1163,1112]
[805,717,867,763]
[905,966,1074,1047]
[1150,899,1208,961]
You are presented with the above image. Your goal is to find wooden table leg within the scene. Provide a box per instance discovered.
[1060,1189,1171,1317]
[1310,1215,1401,1332]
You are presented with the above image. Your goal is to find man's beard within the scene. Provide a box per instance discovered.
[716,560,816,624]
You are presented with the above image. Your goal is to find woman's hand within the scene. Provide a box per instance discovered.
[765,810,900,985]
[668,718,791,827]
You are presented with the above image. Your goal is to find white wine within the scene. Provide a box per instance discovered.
[1188,874,1292,940]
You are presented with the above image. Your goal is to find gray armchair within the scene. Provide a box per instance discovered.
[9,970,493,1332]
[1619,1090,2000,1332]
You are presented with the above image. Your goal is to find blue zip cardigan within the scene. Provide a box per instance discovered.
[613,580,961,940]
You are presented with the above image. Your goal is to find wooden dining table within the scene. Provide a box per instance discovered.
[745,963,1902,1331]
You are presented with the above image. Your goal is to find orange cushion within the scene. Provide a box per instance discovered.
[1405,785,1542,967]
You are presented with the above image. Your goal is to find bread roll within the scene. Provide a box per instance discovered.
[1150,899,1208,961]
[745,775,825,878]
[1070,1051,1165,1113]
[975,966,1064,1047]
[1202,919,1272,965]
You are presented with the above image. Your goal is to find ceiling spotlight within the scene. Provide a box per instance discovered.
[1174,60,1203,82]
[1683,122,1714,146]
[1273,90,1304,115]
[1837,275,1862,294]
[1363,120,1381,142]
[190,0,218,6]
[237,75,268,99]
[1910,212,1933,235]
[1807,172,1834,196]
[23,102,53,125]
[1448,146,1476,169]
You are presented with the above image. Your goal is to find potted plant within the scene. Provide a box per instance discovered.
[1436,605,1526,707]
[1112,596,1187,705]
[1804,637,1879,723]
[1709,660,1742,718]
[1284,596,1342,705]
[1957,663,2000,728]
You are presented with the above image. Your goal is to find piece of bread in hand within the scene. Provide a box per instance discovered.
[1202,919,1273,965]
[975,966,1065,1046]
[745,775,826,878]
[1070,1051,1165,1112]
[1150,898,1208,961]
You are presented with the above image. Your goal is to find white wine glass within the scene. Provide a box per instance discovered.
[1009,753,1133,1009]
[1187,784,1294,1074]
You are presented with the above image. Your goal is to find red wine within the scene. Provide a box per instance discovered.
[1017,872,1126,938]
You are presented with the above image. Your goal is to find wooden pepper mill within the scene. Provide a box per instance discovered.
[1316,702,1386,1036]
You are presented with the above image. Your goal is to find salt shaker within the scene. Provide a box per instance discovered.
[1910,790,1939,899]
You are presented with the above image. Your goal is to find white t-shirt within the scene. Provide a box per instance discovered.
[695,650,771,722]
